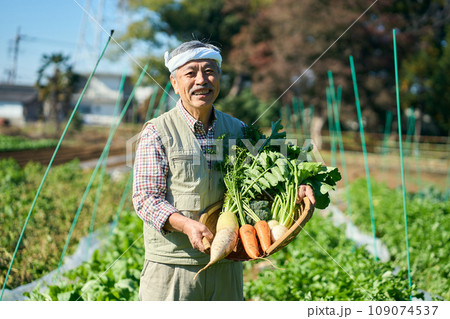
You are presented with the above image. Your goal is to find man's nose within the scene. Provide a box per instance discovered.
[195,71,207,85]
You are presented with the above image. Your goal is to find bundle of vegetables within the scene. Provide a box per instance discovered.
[194,121,341,278]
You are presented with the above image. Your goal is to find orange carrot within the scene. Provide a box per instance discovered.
[239,224,260,259]
[254,220,271,252]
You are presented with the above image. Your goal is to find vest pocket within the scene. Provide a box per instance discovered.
[172,193,201,213]
[170,153,201,182]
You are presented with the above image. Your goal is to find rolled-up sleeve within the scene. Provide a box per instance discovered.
[132,123,178,233]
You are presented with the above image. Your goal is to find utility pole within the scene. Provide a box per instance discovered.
[8,27,21,84]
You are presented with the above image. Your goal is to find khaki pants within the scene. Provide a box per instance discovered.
[139,259,244,301]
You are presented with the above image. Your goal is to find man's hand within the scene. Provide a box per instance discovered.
[181,219,214,253]
[297,184,316,222]
[163,212,213,253]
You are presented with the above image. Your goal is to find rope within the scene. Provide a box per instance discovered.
[0,31,114,301]
[349,55,378,261]
[393,29,413,299]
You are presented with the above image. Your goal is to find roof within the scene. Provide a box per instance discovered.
[0,84,38,103]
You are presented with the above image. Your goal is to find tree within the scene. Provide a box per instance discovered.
[226,0,449,135]
[117,0,261,94]
[35,53,78,134]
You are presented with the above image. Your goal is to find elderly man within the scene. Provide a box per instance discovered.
[133,40,315,301]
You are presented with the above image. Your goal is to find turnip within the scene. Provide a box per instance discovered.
[270,224,289,242]
[267,219,279,230]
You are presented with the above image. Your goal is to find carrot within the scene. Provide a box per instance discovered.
[254,220,271,252]
[193,211,239,280]
[239,224,260,259]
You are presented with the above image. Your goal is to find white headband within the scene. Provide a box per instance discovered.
[164,47,222,73]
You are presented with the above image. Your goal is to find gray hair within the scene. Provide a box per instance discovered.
[169,40,221,78]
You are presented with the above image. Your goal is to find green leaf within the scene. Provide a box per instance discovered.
[270,166,285,182]
[258,177,271,189]
[114,279,137,291]
[264,172,279,187]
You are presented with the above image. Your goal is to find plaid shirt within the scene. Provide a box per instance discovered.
[133,100,221,233]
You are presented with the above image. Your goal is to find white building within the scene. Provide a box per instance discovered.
[72,73,135,125]
[0,85,41,126]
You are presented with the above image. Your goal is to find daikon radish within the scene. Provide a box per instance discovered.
[193,211,239,280]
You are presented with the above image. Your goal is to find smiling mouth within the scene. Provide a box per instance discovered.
[192,89,212,96]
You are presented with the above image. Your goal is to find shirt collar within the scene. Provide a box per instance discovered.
[176,99,217,133]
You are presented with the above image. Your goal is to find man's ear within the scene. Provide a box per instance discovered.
[170,75,179,94]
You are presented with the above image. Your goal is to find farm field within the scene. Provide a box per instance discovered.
[1,127,448,301]
[20,179,447,301]
[2,163,446,300]
[0,158,128,290]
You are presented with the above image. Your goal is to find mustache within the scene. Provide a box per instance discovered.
[190,85,213,94]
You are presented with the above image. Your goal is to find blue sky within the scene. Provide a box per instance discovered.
[0,0,132,85]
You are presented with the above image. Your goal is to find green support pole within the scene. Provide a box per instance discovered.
[393,29,413,299]
[56,64,150,277]
[292,96,300,138]
[85,67,128,261]
[330,84,354,246]
[154,81,172,118]
[292,97,303,143]
[145,86,159,121]
[326,88,337,167]
[109,172,134,235]
[349,55,378,261]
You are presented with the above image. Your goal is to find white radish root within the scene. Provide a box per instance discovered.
[193,211,238,280]
[270,224,288,242]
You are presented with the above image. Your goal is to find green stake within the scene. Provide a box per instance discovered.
[154,81,172,118]
[109,77,160,236]
[327,71,337,164]
[306,105,314,140]
[445,155,450,200]
[55,64,150,277]
[292,97,303,143]
[404,110,416,186]
[85,67,128,261]
[326,88,337,167]
[330,84,354,246]
[382,111,394,155]
[349,55,378,261]
[110,171,134,235]
[290,99,298,135]
[299,97,306,139]
[145,86,159,121]
[0,31,115,301]
[393,29,413,299]
[281,105,289,132]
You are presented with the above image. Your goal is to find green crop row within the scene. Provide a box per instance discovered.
[25,203,417,301]
[244,211,415,300]
[0,135,58,151]
[0,158,127,289]
[346,179,449,300]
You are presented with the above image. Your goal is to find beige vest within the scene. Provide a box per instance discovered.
[142,106,243,265]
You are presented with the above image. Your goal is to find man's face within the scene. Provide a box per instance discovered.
[170,59,220,112]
